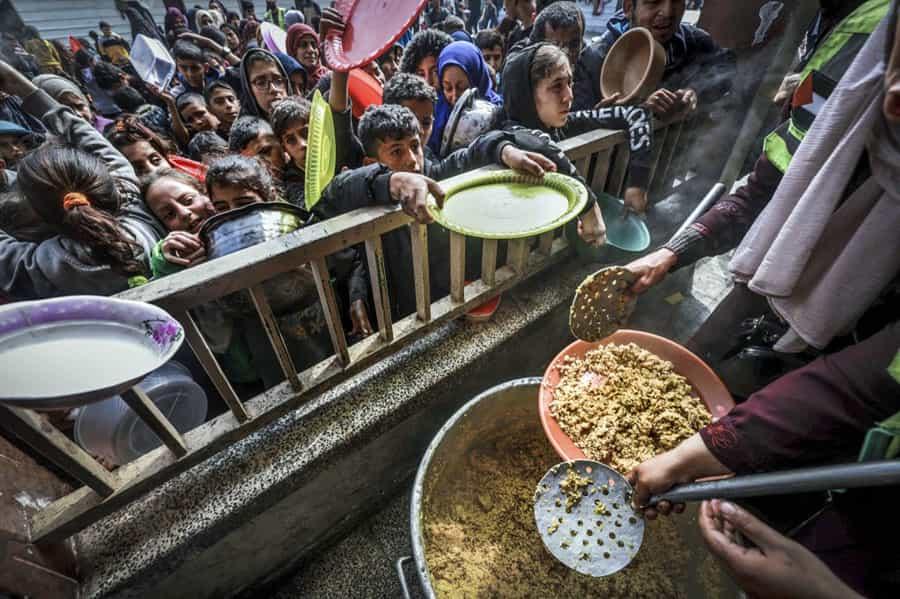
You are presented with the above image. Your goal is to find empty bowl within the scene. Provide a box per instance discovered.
[600,27,666,103]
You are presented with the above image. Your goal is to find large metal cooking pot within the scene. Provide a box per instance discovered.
[439,87,502,158]
[396,378,738,598]
[398,378,541,599]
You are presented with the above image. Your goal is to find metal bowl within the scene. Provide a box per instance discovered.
[439,87,502,158]
[199,203,318,315]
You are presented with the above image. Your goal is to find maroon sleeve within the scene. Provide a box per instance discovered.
[665,152,783,269]
[699,321,900,474]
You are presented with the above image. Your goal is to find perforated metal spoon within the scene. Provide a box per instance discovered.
[536,459,900,577]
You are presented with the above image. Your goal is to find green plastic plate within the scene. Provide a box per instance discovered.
[596,192,651,252]
[304,89,336,212]
[427,170,589,240]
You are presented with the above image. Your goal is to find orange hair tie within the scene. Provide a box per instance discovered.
[63,192,91,211]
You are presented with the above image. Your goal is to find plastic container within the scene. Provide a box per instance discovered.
[74,361,207,465]
[260,22,287,54]
[130,34,176,89]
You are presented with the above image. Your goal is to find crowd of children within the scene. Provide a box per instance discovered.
[0,2,898,596]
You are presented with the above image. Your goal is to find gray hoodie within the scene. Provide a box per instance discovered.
[0,89,164,300]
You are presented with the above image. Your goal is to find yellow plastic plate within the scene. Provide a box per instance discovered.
[304,89,336,211]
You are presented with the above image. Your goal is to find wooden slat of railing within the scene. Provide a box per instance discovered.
[573,155,590,178]
[656,120,684,193]
[481,238,498,286]
[310,257,351,367]
[409,223,431,323]
[538,231,555,256]
[121,387,188,458]
[557,128,625,159]
[178,310,250,423]
[0,405,118,496]
[590,148,613,193]
[249,285,302,390]
[646,126,670,190]
[365,235,394,343]
[605,146,630,196]
[30,235,574,544]
[450,232,466,303]
[507,238,529,274]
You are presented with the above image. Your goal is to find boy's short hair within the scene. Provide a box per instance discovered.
[206,154,273,202]
[204,79,237,103]
[269,96,312,140]
[382,73,437,106]
[357,104,421,158]
[474,29,504,52]
[530,1,583,42]
[228,116,273,153]
[176,92,206,115]
[112,86,147,112]
[93,61,126,90]
[173,40,205,63]
[99,21,110,29]
[187,130,229,162]
[441,15,465,34]
[199,26,227,47]
[399,29,453,75]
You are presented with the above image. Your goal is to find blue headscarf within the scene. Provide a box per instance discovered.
[274,51,308,92]
[429,41,503,155]
[450,30,473,44]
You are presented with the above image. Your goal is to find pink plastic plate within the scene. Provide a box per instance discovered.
[324,0,427,72]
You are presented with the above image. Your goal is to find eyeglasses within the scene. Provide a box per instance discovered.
[251,76,286,91]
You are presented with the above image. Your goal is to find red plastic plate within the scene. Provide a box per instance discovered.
[539,330,735,462]
[324,0,428,72]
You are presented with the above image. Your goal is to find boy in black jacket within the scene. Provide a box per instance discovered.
[315,104,559,319]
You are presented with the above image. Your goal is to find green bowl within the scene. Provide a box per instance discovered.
[597,192,651,252]
[427,170,589,240]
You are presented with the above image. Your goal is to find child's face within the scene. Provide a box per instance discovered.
[224,28,240,50]
[416,55,439,90]
[534,61,573,130]
[207,87,240,126]
[294,36,320,70]
[122,140,171,177]
[0,134,27,166]
[279,117,309,169]
[181,100,221,133]
[441,65,469,107]
[176,58,208,90]
[248,61,288,114]
[369,134,423,174]
[146,177,216,233]
[59,91,94,123]
[209,182,266,212]
[481,45,504,76]
[401,99,434,147]
[242,130,286,176]
[379,56,399,82]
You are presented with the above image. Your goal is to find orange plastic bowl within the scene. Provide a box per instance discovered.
[539,330,734,461]
[348,68,383,119]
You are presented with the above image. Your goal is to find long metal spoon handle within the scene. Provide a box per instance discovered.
[648,460,900,506]
[670,182,727,240]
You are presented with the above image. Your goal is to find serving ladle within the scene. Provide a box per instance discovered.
[534,459,900,577]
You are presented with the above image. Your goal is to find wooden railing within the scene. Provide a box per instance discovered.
[6,119,684,544]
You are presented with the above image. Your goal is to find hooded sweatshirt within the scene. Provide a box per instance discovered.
[238,47,294,118]
[573,11,734,111]
[429,41,503,156]
[286,24,329,91]
[32,74,112,133]
[502,42,654,191]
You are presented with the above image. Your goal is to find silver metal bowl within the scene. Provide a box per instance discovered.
[439,87,502,158]
[199,203,318,315]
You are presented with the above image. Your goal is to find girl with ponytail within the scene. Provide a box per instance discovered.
[0,57,164,299]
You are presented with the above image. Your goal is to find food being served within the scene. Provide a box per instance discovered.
[550,343,711,471]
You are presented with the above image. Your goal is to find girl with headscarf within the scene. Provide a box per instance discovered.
[238,47,294,118]
[428,40,502,155]
[286,24,329,93]
[165,7,188,46]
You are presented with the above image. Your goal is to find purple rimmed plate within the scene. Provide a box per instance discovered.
[0,296,184,409]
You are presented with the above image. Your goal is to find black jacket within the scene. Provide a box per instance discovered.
[573,12,735,112]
